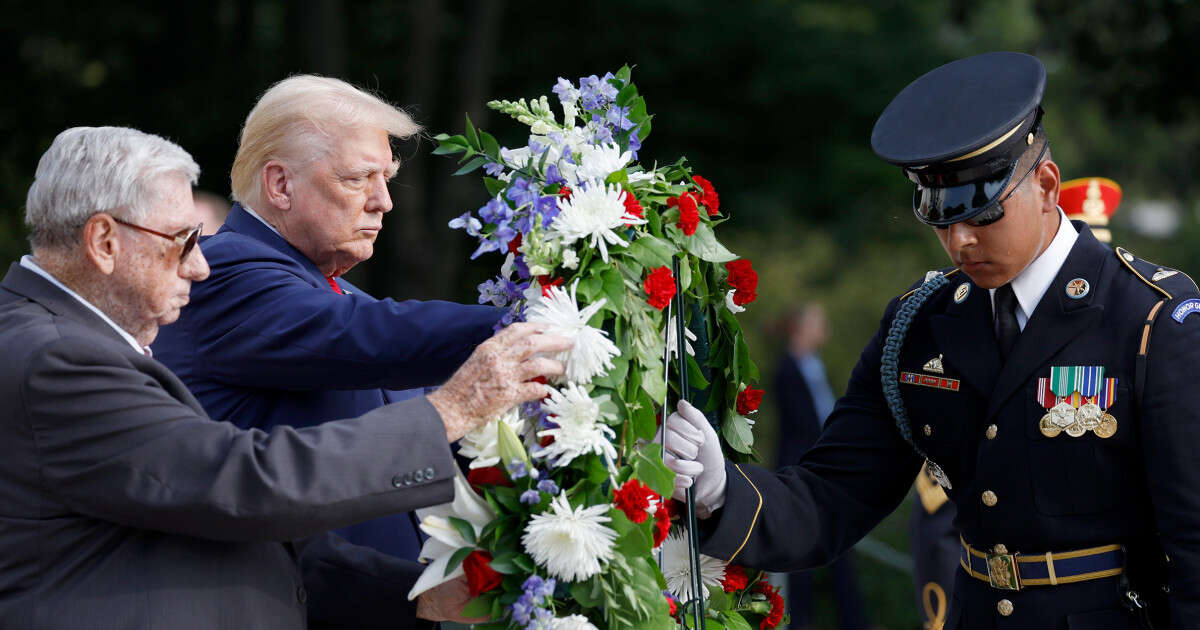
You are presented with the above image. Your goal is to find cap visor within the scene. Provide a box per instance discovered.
[913,164,1015,227]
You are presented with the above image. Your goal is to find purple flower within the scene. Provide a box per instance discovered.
[471,239,501,260]
[628,131,642,160]
[605,105,634,131]
[537,479,559,495]
[513,255,531,280]
[529,139,547,156]
[510,592,536,624]
[544,163,566,187]
[506,177,540,209]
[448,212,482,237]
[478,278,507,307]
[579,72,620,110]
[520,489,541,505]
[552,77,578,104]
[478,197,512,225]
[509,460,529,480]
[484,161,505,177]
[592,126,614,145]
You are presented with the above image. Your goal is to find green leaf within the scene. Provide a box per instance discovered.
[719,611,754,630]
[432,133,469,155]
[615,64,633,83]
[734,333,759,383]
[630,393,659,441]
[464,113,481,150]
[646,204,663,237]
[448,516,476,546]
[633,444,677,498]
[586,454,610,484]
[601,267,626,311]
[445,546,474,577]
[453,155,487,176]
[605,168,630,187]
[570,576,605,608]
[458,593,495,619]
[483,176,506,198]
[513,554,535,573]
[686,354,710,390]
[592,354,629,391]
[480,130,501,160]
[678,256,692,292]
[642,366,667,404]
[722,413,754,455]
[706,587,732,612]
[610,509,653,558]
[683,222,737,263]
[625,235,675,269]
[616,82,639,107]
[487,551,520,574]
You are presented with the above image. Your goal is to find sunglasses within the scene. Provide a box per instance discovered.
[916,140,1050,229]
[113,217,203,261]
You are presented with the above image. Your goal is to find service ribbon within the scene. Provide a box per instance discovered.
[1099,377,1116,410]
[1078,366,1104,398]
[1036,378,1055,409]
[1050,366,1076,398]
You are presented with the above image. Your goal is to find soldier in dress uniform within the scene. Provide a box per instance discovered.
[662,52,1200,629]
[906,179,1127,630]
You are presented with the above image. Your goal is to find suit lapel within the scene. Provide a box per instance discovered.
[986,228,1107,419]
[221,204,331,289]
[931,276,1001,397]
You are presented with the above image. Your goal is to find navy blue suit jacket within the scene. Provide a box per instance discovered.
[152,204,501,625]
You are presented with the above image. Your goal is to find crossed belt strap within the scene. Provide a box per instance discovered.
[959,536,1124,591]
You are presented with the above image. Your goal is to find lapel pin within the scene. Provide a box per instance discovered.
[922,354,945,374]
[953,283,970,303]
[1065,278,1089,299]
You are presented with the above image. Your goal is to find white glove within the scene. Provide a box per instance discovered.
[661,400,727,518]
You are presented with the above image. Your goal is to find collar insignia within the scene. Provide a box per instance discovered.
[923,354,945,374]
[1152,268,1179,282]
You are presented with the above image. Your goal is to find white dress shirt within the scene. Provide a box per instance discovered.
[20,255,150,355]
[989,208,1078,331]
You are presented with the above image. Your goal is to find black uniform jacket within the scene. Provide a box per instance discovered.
[701,224,1200,629]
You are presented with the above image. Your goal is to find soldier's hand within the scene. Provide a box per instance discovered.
[428,323,571,442]
[662,400,727,518]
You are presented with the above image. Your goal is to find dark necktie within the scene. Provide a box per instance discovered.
[995,283,1020,362]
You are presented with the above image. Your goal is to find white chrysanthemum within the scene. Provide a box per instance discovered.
[561,248,579,270]
[576,142,633,183]
[525,280,620,384]
[522,493,616,582]
[549,615,600,630]
[550,183,645,263]
[661,530,726,602]
[407,473,497,599]
[458,406,528,469]
[724,289,746,314]
[536,383,618,468]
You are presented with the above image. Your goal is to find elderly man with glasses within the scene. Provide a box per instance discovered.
[0,126,568,629]
[661,52,1200,628]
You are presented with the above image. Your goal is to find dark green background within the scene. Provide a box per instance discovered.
[4,2,1198,627]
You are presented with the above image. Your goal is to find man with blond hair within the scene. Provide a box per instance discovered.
[0,126,568,628]
[152,76,504,627]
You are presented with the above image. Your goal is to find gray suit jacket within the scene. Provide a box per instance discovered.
[0,263,455,629]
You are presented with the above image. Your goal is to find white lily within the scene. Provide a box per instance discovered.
[406,473,497,600]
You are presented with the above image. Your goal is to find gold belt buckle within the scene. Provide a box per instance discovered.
[986,551,1021,591]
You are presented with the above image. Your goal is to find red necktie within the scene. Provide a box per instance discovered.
[326,276,343,295]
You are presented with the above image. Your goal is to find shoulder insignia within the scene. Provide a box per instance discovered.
[1115,246,1200,301]
[1172,299,1200,323]
[901,268,961,302]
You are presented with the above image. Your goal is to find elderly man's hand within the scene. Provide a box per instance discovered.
[415,575,488,623]
[428,322,571,442]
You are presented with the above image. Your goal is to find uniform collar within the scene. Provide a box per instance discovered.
[14,256,148,355]
[990,207,1078,323]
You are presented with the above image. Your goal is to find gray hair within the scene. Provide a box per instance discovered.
[26,126,199,250]
[230,75,421,210]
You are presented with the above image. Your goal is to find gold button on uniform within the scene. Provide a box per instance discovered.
[982,490,998,507]
[923,424,932,437]
[998,599,1014,616]
[986,424,998,440]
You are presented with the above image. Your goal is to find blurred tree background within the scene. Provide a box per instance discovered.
[2,1,1198,627]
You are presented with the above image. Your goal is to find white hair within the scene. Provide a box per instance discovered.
[25,126,200,250]
[230,74,421,210]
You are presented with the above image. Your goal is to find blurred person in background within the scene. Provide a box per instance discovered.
[774,304,874,630]
[663,52,1200,628]
[151,75,504,629]
[193,189,231,235]
[0,125,567,628]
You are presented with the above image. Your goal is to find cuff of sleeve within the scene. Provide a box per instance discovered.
[698,461,764,565]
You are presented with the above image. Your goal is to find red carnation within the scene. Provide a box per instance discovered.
[507,232,523,254]
[720,564,749,592]
[668,192,700,236]
[462,550,503,596]
[724,259,758,305]
[537,275,564,297]
[613,479,658,524]
[666,595,678,617]
[652,499,673,548]
[737,387,764,416]
[693,175,720,216]
[756,581,785,629]
[643,266,677,311]
[466,466,512,491]
[558,185,573,200]
[622,190,644,226]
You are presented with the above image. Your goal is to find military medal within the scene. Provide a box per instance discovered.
[1036,378,1061,437]
[1094,377,1118,438]
[1075,366,1104,431]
